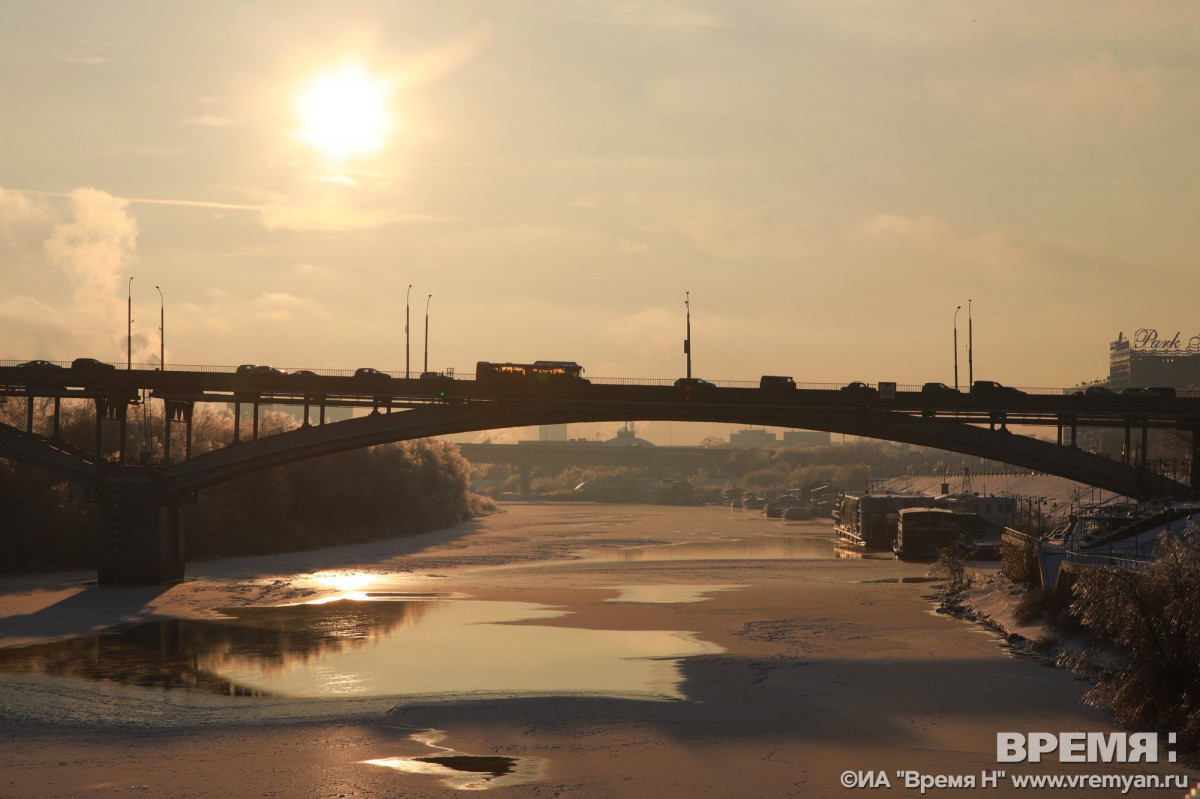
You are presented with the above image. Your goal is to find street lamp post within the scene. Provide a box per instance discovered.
[968,298,974,388]
[423,294,432,374]
[156,285,164,370]
[127,276,134,370]
[684,292,692,379]
[953,305,961,390]
[405,284,412,379]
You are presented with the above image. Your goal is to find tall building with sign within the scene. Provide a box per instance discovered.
[1108,330,1200,390]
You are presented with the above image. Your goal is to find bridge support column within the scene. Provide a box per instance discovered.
[163,399,195,465]
[649,451,666,479]
[1192,429,1200,501]
[519,464,531,495]
[97,467,185,585]
[94,397,131,465]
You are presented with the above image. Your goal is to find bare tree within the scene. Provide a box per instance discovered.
[1070,528,1200,754]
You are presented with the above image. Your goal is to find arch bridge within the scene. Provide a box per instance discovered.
[1,364,1197,582]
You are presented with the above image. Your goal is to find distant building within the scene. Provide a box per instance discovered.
[603,425,655,447]
[1086,329,1200,459]
[782,430,831,447]
[539,424,569,442]
[730,428,778,449]
[1108,330,1200,390]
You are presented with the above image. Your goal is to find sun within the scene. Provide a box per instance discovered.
[296,63,393,161]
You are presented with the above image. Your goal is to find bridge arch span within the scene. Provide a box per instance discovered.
[158,399,1189,501]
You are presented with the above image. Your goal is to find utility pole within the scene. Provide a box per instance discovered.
[423,294,432,374]
[953,305,961,390]
[405,284,412,379]
[127,276,134,370]
[968,298,974,388]
[156,285,164,370]
[684,292,692,379]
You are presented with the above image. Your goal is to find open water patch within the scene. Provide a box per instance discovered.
[860,576,943,584]
[364,729,544,790]
[605,584,745,604]
[0,597,720,701]
[581,529,838,562]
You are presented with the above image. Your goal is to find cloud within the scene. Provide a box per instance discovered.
[43,189,137,307]
[183,114,239,128]
[0,188,55,250]
[41,188,140,354]
[258,198,446,232]
[62,55,107,66]
[400,23,495,90]
[617,237,652,256]
[252,291,329,322]
[866,213,1025,277]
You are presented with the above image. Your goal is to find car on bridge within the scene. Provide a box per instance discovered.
[759,375,796,391]
[71,357,116,372]
[840,381,878,397]
[1118,386,1176,399]
[1073,385,1115,398]
[674,377,716,393]
[970,380,1024,396]
[354,367,391,381]
[920,382,959,396]
[12,360,66,388]
[237,364,285,376]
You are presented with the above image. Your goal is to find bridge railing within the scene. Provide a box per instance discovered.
[1064,551,1153,573]
[1,360,1196,397]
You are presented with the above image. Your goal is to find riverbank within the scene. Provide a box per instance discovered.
[0,503,1193,797]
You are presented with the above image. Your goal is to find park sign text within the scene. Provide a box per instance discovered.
[1132,329,1200,353]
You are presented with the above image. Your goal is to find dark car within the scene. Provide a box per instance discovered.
[971,380,1024,396]
[71,357,116,371]
[354,367,391,382]
[236,364,285,376]
[921,382,960,396]
[674,377,716,400]
[759,375,796,390]
[841,381,878,396]
[289,369,320,379]
[1071,385,1115,398]
[18,359,62,369]
[1147,386,1177,399]
[420,371,453,382]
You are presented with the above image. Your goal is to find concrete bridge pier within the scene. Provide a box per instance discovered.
[1192,428,1200,500]
[97,466,185,585]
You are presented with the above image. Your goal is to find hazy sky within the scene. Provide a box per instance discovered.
[4,1,1200,404]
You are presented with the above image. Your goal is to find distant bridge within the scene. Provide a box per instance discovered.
[455,441,730,493]
[1,362,1197,582]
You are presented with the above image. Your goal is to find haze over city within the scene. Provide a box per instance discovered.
[4,1,1200,405]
